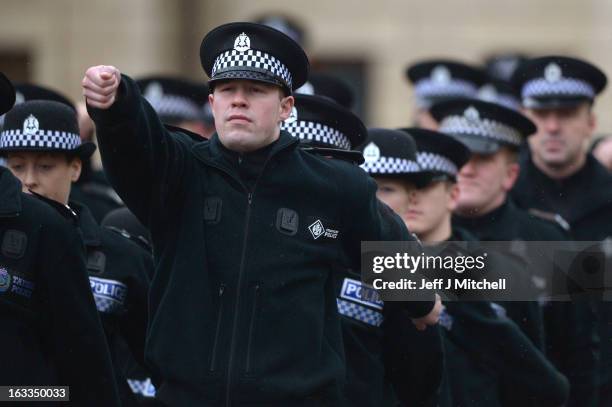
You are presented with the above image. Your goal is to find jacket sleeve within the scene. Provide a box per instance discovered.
[119,245,152,368]
[39,224,120,406]
[339,165,434,318]
[87,74,193,228]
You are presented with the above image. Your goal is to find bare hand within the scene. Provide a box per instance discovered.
[412,294,442,331]
[82,65,121,109]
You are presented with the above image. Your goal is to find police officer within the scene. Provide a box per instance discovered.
[82,22,440,405]
[0,73,120,405]
[4,82,123,222]
[362,126,569,406]
[405,59,487,129]
[511,56,611,406]
[431,97,599,406]
[137,76,215,139]
[286,100,443,406]
[0,100,152,406]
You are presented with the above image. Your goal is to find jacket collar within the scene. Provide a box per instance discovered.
[192,130,299,174]
[0,167,22,216]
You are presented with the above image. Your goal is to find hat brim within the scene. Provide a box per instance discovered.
[0,141,96,159]
[446,133,510,155]
[522,96,593,110]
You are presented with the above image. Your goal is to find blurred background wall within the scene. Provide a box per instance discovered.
[2,0,612,130]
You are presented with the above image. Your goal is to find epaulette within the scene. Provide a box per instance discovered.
[80,183,124,206]
[30,191,78,224]
[527,208,571,232]
[300,145,365,165]
[104,225,152,253]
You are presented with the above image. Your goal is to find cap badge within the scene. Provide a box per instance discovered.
[234,32,251,52]
[15,91,25,105]
[478,84,498,102]
[464,106,480,123]
[23,114,39,135]
[144,82,164,104]
[363,142,381,163]
[296,81,314,95]
[285,107,298,124]
[432,66,451,85]
[545,63,562,83]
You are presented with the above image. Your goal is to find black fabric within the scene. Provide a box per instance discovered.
[0,167,120,406]
[71,201,152,406]
[454,198,600,407]
[87,74,427,405]
[0,73,15,115]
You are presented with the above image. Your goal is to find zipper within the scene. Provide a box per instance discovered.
[244,284,260,374]
[209,283,226,372]
[225,152,282,405]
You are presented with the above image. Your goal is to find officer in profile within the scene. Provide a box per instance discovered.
[82,22,440,405]
[0,73,120,405]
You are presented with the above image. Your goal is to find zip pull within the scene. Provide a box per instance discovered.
[219,284,225,296]
[247,192,253,205]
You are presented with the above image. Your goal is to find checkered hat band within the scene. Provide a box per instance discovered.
[337,298,383,327]
[439,115,523,146]
[0,129,81,150]
[414,79,478,100]
[146,95,201,121]
[212,49,292,88]
[522,78,595,100]
[282,120,351,150]
[360,155,420,175]
[417,151,458,175]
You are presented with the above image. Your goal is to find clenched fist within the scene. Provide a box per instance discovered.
[82,65,121,109]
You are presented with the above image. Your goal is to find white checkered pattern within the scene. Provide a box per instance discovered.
[414,79,478,107]
[522,78,595,100]
[361,155,420,175]
[145,95,201,121]
[92,293,125,314]
[0,129,81,150]
[212,49,292,88]
[282,120,351,150]
[439,115,523,147]
[337,298,383,327]
[127,378,156,397]
[417,151,458,176]
[438,308,453,331]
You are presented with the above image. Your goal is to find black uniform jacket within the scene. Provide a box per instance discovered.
[513,153,607,405]
[0,167,120,406]
[88,75,430,406]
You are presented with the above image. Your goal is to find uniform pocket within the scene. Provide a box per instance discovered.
[208,283,225,372]
[244,283,261,375]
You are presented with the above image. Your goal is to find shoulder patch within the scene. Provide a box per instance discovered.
[340,277,383,310]
[1,230,27,259]
[528,208,571,231]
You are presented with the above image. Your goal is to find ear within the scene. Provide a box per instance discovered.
[70,158,83,183]
[502,162,520,191]
[208,93,215,108]
[588,109,597,134]
[279,95,294,122]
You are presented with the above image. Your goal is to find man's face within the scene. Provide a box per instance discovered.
[523,103,595,171]
[375,177,457,241]
[209,79,294,153]
[456,149,518,216]
[5,151,81,205]
[404,180,458,241]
